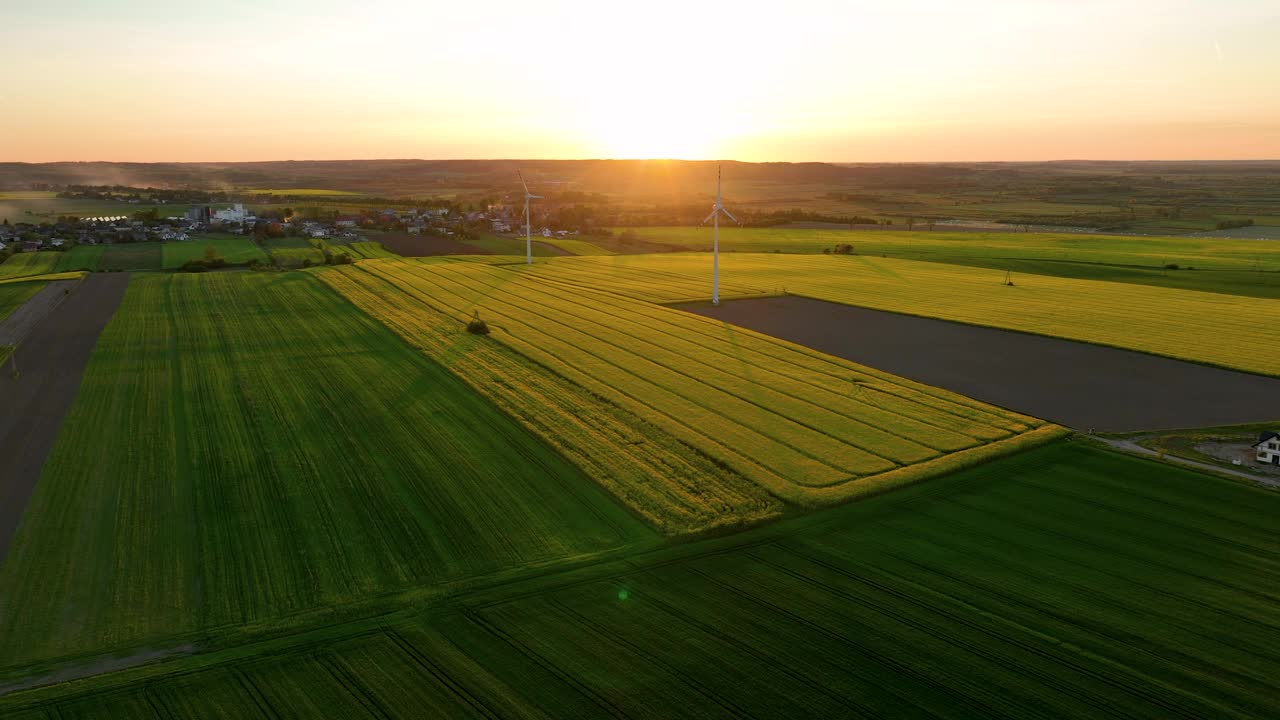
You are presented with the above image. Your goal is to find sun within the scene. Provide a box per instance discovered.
[579,106,726,160]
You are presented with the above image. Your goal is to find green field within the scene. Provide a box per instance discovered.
[4,443,1277,718]
[0,253,60,280]
[263,237,324,267]
[0,281,44,322]
[0,193,204,221]
[321,259,1056,519]
[160,235,269,268]
[52,246,104,272]
[0,272,655,672]
[96,243,161,271]
[516,253,1280,377]
[603,227,1280,297]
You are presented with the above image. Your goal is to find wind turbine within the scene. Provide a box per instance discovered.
[519,171,542,265]
[699,164,740,305]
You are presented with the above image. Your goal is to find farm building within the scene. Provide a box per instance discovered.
[1256,432,1280,465]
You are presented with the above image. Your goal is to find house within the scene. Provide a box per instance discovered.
[334,216,358,228]
[1256,432,1280,465]
[491,219,511,233]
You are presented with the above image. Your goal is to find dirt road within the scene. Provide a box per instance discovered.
[0,273,130,561]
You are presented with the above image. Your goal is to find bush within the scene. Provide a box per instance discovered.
[1165,263,1179,270]
[466,311,490,335]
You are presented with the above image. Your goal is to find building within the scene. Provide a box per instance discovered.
[212,203,248,223]
[1256,432,1280,465]
[185,206,212,224]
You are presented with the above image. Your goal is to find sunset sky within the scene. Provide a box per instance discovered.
[3,0,1277,162]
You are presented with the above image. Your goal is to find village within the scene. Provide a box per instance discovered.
[0,198,579,259]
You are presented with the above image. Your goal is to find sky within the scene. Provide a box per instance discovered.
[2,0,1278,162]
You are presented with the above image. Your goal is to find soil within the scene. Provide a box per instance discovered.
[0,273,130,561]
[0,280,77,346]
[676,295,1280,432]
[376,232,494,257]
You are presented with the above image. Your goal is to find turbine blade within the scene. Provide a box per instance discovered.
[721,207,740,225]
[529,194,543,200]
[700,209,717,226]
[518,170,529,194]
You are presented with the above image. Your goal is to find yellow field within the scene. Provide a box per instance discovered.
[318,259,1057,519]
[0,271,86,285]
[514,253,1280,377]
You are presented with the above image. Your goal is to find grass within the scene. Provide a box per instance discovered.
[0,281,45,322]
[53,246,104,272]
[0,271,655,672]
[0,253,60,280]
[5,443,1278,718]
[263,237,324,267]
[518,253,1280,377]
[606,227,1280,297]
[1134,422,1280,476]
[320,259,1055,514]
[97,243,161,272]
[160,235,269,268]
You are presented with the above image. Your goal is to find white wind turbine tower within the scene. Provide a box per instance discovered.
[519,171,542,265]
[699,164,740,305]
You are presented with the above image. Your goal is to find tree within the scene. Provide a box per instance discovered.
[905,217,916,230]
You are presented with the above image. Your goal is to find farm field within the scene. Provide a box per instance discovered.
[320,259,1057,512]
[0,253,59,280]
[5,443,1278,719]
[681,295,1280,432]
[604,227,1280,297]
[0,272,655,672]
[96,243,162,272]
[240,188,361,196]
[160,234,269,268]
[516,253,1280,377]
[346,240,398,258]
[263,237,323,267]
[53,245,103,272]
[451,233,565,257]
[0,192,202,222]
[0,281,45,322]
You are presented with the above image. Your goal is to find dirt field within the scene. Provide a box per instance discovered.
[0,273,130,561]
[677,295,1280,432]
[375,232,492,256]
[0,281,77,346]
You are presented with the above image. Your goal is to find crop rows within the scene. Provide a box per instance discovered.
[613,226,1280,273]
[520,253,1280,377]
[0,272,653,671]
[6,444,1277,719]
[160,236,268,268]
[54,246,104,272]
[0,281,44,323]
[316,264,782,533]
[0,252,59,280]
[321,259,1050,508]
[264,237,324,266]
[346,241,398,258]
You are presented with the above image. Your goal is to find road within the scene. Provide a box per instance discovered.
[1095,436,1280,489]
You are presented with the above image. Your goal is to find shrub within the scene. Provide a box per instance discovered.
[466,311,490,335]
